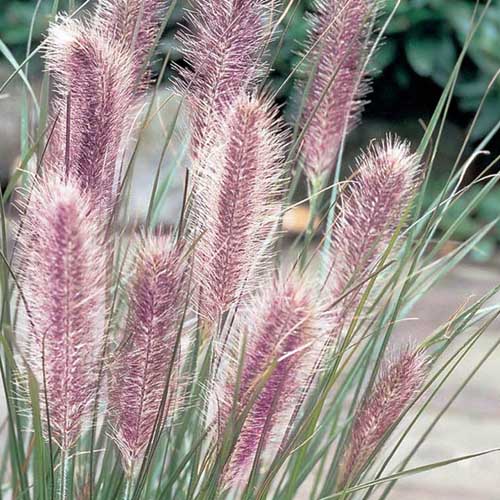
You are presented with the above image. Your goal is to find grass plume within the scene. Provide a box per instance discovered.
[44,16,136,210]
[17,176,106,450]
[109,234,186,475]
[338,346,429,488]
[299,0,377,181]
[219,274,322,487]
[190,94,287,323]
[177,0,275,157]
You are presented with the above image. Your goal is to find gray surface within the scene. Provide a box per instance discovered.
[389,262,500,500]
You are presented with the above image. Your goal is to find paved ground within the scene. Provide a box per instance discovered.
[386,262,500,500]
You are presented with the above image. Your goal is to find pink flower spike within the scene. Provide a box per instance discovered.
[218,274,322,487]
[338,346,429,488]
[190,94,287,323]
[44,16,136,211]
[109,234,187,474]
[177,0,274,157]
[300,0,378,180]
[18,177,106,450]
[93,0,171,84]
[324,136,421,336]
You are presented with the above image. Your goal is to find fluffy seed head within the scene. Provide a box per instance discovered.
[177,0,274,157]
[109,234,187,474]
[218,274,322,486]
[324,136,421,335]
[44,16,136,210]
[93,0,170,84]
[18,177,106,450]
[189,94,287,322]
[299,0,377,180]
[338,346,429,487]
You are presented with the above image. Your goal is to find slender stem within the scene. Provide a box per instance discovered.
[322,139,345,271]
[123,474,136,500]
[57,450,70,500]
[300,175,324,269]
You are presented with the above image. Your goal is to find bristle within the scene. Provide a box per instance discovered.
[219,274,322,486]
[189,94,287,322]
[44,16,136,210]
[176,0,274,157]
[324,136,421,335]
[108,234,187,474]
[338,346,429,488]
[17,177,106,450]
[93,0,170,83]
[299,0,377,180]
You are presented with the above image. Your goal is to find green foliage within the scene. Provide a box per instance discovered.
[0,0,52,54]
[384,0,500,140]
[423,179,500,261]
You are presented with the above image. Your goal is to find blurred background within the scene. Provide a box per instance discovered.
[1,1,500,498]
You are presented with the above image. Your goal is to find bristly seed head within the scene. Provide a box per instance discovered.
[108,234,187,474]
[93,0,171,85]
[338,345,429,488]
[44,16,136,211]
[324,135,421,337]
[176,0,275,157]
[299,0,378,181]
[17,176,106,450]
[189,93,287,323]
[216,273,322,487]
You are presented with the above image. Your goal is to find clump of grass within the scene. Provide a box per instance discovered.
[0,0,499,499]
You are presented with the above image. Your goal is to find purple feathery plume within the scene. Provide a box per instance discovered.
[44,17,136,210]
[177,0,274,157]
[324,136,421,335]
[299,0,377,181]
[93,0,170,84]
[109,235,187,474]
[190,94,287,322]
[217,275,321,486]
[338,346,429,488]
[18,176,106,450]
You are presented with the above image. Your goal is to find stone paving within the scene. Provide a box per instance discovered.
[387,262,500,500]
